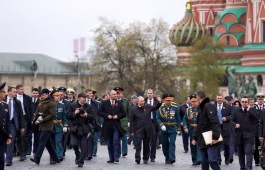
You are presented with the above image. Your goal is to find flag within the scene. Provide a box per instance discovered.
[80,37,86,52]
[73,39,79,52]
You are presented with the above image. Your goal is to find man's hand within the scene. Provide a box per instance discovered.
[63,127,68,132]
[113,115,118,119]
[212,139,218,145]
[259,137,264,141]
[131,133,134,136]
[161,125,166,131]
[235,124,240,128]
[184,129,188,134]
[222,117,226,122]
[192,140,196,145]
[108,115,113,119]
[6,139,11,145]
[156,95,161,102]
[20,128,25,133]
[75,108,80,115]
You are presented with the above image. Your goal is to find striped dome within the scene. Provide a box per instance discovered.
[169,3,207,47]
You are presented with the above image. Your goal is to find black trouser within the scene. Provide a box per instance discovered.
[135,131,150,161]
[63,131,71,155]
[238,143,254,170]
[86,132,94,158]
[0,140,6,170]
[181,128,189,152]
[71,134,88,165]
[254,136,260,164]
[217,135,230,162]
[150,120,157,160]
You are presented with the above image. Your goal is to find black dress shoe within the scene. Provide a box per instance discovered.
[256,163,260,166]
[165,160,171,164]
[196,161,201,165]
[78,163,83,167]
[150,158,155,162]
[135,159,140,164]
[107,160,114,163]
[93,154,97,157]
[192,163,197,166]
[183,150,188,153]
[228,157,233,163]
[30,158,40,165]
[114,159,119,163]
[50,160,56,165]
[143,160,148,164]
[5,162,12,166]
[225,160,229,165]
[170,160,175,164]
[87,156,92,160]
[26,152,31,155]
[122,153,127,157]
[20,156,27,161]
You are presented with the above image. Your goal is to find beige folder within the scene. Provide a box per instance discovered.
[202,131,223,145]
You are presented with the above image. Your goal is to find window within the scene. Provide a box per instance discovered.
[226,36,230,45]
[257,74,263,86]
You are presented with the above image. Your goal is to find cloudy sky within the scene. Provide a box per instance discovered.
[0,0,186,62]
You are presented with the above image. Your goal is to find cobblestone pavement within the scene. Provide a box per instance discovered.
[6,136,262,170]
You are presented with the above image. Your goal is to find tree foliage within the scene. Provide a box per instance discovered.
[89,18,177,96]
[189,36,225,98]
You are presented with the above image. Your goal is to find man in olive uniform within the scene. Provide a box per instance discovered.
[183,94,201,166]
[0,82,12,170]
[50,90,68,161]
[114,87,130,157]
[156,93,181,164]
[30,88,60,165]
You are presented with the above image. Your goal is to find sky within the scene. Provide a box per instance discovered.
[0,0,186,62]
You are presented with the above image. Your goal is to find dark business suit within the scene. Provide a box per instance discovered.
[130,102,162,162]
[98,99,126,161]
[5,97,27,164]
[259,109,265,166]
[31,97,40,155]
[214,102,232,164]
[232,107,258,170]
[145,97,159,160]
[18,94,33,155]
[179,103,190,152]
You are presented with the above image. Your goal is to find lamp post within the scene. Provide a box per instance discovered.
[74,51,81,94]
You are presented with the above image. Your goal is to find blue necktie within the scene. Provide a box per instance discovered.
[217,104,222,124]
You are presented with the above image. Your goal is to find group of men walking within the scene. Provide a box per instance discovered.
[1,81,265,170]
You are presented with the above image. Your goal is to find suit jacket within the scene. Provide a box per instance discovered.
[214,102,232,137]
[31,97,40,114]
[5,97,26,130]
[259,109,265,138]
[20,94,33,130]
[130,102,162,138]
[193,97,221,149]
[98,99,126,139]
[179,103,190,130]
[232,107,258,145]
[145,97,159,131]
[0,101,11,141]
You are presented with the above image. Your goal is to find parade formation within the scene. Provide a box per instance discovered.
[1,82,265,170]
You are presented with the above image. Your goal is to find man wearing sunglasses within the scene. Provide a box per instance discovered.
[232,96,258,170]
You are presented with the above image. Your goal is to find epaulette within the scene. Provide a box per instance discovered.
[253,104,259,109]
[171,102,178,107]
[171,104,178,108]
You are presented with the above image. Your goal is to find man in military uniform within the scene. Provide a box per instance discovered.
[114,87,130,157]
[50,90,68,161]
[30,88,60,165]
[0,82,12,170]
[183,94,201,166]
[156,93,181,164]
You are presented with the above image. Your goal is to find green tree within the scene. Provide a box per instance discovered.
[189,36,225,98]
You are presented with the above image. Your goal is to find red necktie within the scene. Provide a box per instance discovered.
[112,101,115,108]
[149,100,152,106]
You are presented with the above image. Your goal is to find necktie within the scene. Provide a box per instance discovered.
[149,100,152,106]
[217,104,222,124]
[260,106,263,110]
[111,101,114,108]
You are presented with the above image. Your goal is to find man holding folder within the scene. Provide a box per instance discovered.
[192,91,221,170]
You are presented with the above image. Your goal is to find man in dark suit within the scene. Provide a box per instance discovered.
[192,90,221,170]
[214,95,232,165]
[259,102,265,169]
[16,84,33,156]
[178,96,191,153]
[130,96,161,164]
[98,90,126,163]
[31,88,40,157]
[145,89,160,162]
[232,96,258,170]
[0,82,12,170]
[5,87,26,166]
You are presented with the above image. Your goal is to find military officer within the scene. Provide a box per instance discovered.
[156,93,181,164]
[0,82,12,170]
[50,90,68,161]
[183,94,201,166]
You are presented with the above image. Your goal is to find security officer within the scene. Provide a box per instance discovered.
[183,94,201,166]
[67,93,95,167]
[0,82,12,170]
[50,90,68,161]
[254,93,265,166]
[156,93,181,164]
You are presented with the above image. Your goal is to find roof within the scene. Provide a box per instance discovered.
[0,52,90,76]
[236,66,265,73]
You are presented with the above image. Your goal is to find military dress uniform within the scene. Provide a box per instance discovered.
[51,100,67,160]
[183,106,201,165]
[156,93,181,164]
[0,82,12,170]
